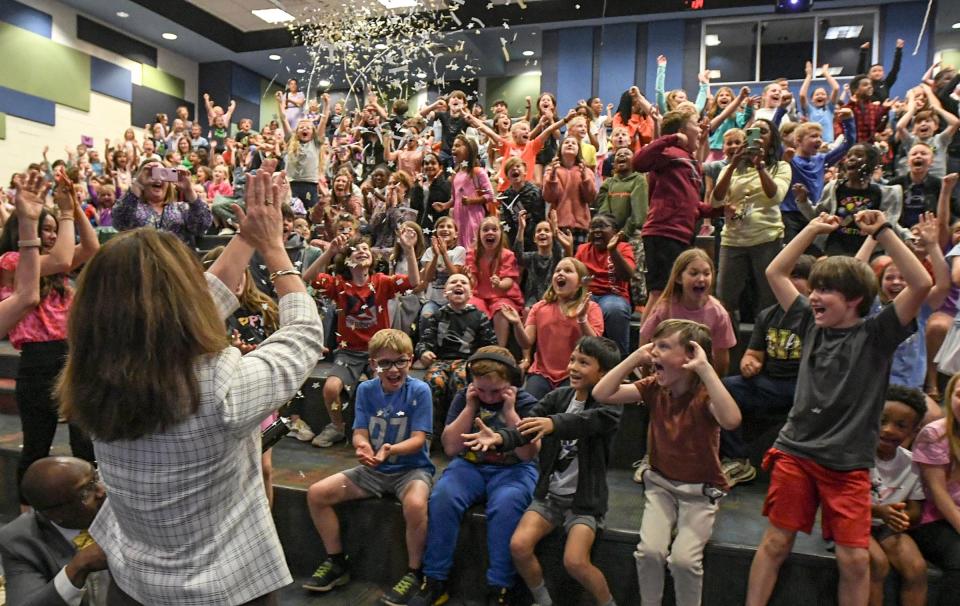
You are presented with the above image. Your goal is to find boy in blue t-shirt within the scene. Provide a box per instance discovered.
[303,329,434,606]
[798,60,840,143]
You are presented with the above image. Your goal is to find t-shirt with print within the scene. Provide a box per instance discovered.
[436,112,469,153]
[420,245,467,306]
[575,242,636,299]
[527,300,604,384]
[312,272,413,351]
[445,387,539,466]
[548,397,585,496]
[228,308,270,348]
[354,376,435,475]
[774,296,915,471]
[870,446,924,526]
[640,296,737,351]
[634,376,726,488]
[825,182,883,256]
[748,302,812,380]
[912,418,960,524]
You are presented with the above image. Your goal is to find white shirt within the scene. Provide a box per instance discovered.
[871,446,925,526]
[90,273,324,605]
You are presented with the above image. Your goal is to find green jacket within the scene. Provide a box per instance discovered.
[596,171,648,236]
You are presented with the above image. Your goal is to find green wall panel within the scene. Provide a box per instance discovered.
[259,77,283,130]
[0,23,90,111]
[0,113,6,140]
[142,65,185,99]
[485,73,542,119]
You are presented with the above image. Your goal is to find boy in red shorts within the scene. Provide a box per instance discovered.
[745,210,932,606]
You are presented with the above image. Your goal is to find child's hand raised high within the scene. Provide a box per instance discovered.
[853,209,889,236]
[916,211,939,247]
[807,212,841,235]
[461,417,503,452]
[517,416,554,442]
[328,233,350,255]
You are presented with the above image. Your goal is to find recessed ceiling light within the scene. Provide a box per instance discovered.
[953,22,960,29]
[296,68,306,74]
[251,8,295,24]
[318,79,331,87]
[268,54,282,61]
[116,11,129,18]
[161,32,178,40]
[522,50,534,57]
[378,0,418,8]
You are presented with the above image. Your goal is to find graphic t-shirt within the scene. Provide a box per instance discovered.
[312,272,413,351]
[420,245,467,306]
[228,309,269,347]
[870,446,924,526]
[548,397,585,496]
[825,182,882,256]
[354,376,435,475]
[445,388,538,465]
[748,302,813,380]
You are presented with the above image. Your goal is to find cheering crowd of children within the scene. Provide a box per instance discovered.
[4,38,960,606]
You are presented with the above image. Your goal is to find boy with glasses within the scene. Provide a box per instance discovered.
[304,329,434,606]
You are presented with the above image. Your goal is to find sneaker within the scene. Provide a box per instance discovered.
[722,457,757,487]
[632,455,650,484]
[302,558,349,592]
[381,571,420,606]
[311,423,346,448]
[487,585,511,606]
[287,418,315,442]
[408,577,449,606]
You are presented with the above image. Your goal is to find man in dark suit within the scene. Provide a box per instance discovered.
[0,456,108,605]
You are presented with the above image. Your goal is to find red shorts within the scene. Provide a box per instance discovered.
[761,448,872,549]
[470,296,521,319]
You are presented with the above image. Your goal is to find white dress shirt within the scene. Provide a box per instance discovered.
[90,273,323,605]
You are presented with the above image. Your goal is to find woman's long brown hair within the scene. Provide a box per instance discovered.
[57,229,227,441]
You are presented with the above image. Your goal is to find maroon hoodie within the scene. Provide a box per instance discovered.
[632,134,709,244]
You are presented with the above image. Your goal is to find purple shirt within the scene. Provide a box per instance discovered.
[114,191,212,244]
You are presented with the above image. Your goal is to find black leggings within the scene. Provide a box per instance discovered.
[910,519,960,606]
[15,340,94,503]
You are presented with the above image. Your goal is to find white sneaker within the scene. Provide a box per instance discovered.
[632,455,650,484]
[311,423,346,448]
[287,418,315,442]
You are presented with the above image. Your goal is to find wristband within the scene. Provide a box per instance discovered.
[57,216,75,222]
[269,269,301,282]
[18,238,42,248]
[872,222,894,239]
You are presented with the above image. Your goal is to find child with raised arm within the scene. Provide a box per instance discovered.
[798,62,841,144]
[464,337,623,606]
[593,319,741,606]
[745,210,933,606]
[895,86,960,179]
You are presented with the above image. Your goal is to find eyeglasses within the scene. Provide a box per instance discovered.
[375,358,411,371]
[38,469,101,512]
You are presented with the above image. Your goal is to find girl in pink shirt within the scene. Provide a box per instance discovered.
[206,165,234,200]
[500,257,604,399]
[466,216,524,346]
[450,135,493,249]
[542,135,596,246]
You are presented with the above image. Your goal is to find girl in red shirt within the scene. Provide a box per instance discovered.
[466,216,524,346]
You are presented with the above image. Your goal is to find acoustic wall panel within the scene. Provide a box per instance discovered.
[0,113,5,140]
[141,65,186,99]
[231,64,262,106]
[0,23,90,112]
[90,57,133,103]
[131,84,194,131]
[0,87,56,126]
[232,98,259,131]
[76,16,157,67]
[0,0,52,38]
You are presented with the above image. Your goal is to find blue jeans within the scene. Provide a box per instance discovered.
[422,457,538,587]
[719,374,796,459]
[523,373,568,401]
[592,294,632,357]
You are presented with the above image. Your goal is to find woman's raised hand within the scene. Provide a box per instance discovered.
[235,170,284,253]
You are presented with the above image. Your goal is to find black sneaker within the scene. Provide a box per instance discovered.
[381,571,420,606]
[487,585,511,606]
[302,558,350,592]
[408,577,449,606]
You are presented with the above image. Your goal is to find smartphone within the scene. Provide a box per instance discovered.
[151,166,179,182]
[744,127,761,149]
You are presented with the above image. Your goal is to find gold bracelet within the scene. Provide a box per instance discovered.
[269,269,301,282]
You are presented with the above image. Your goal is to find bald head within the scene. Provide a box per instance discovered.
[21,457,101,527]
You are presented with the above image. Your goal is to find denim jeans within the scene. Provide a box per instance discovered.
[719,374,796,459]
[591,293,632,357]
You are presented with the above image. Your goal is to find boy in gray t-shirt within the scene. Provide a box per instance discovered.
[746,210,931,606]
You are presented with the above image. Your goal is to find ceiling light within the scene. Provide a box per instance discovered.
[318,79,331,87]
[522,50,534,57]
[161,32,178,40]
[824,25,863,40]
[705,34,721,46]
[268,54,282,61]
[378,0,419,8]
[116,11,129,18]
[953,22,960,29]
[251,8,295,24]
[296,68,306,74]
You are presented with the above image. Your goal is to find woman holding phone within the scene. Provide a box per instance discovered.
[114,160,213,245]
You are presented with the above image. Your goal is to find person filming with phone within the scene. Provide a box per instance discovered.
[114,160,212,245]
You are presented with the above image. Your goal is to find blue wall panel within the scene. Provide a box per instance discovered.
[90,57,132,103]
[644,20,685,106]
[881,2,929,101]
[598,24,637,111]
[556,27,595,120]
[0,0,52,38]
[131,85,194,132]
[0,87,55,125]
[231,64,262,106]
